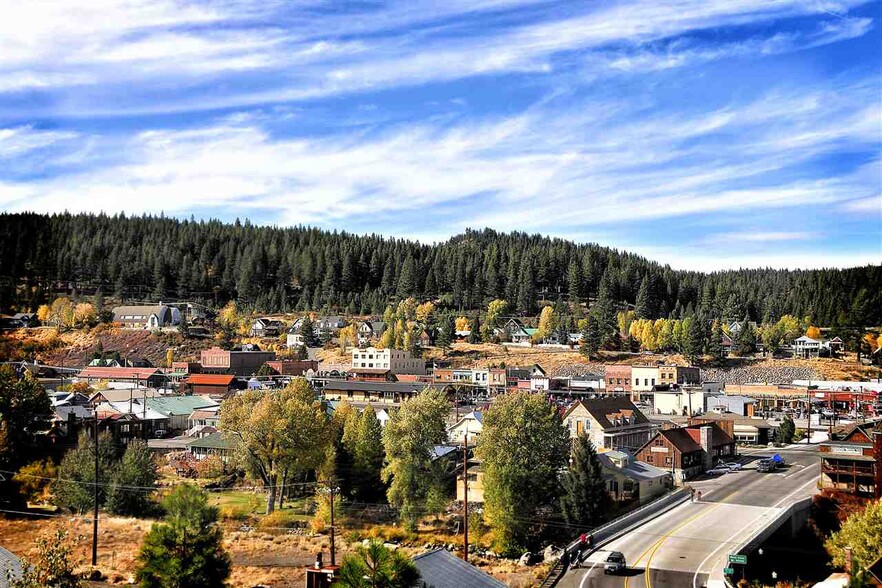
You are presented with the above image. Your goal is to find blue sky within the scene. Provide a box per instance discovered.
[0,0,880,270]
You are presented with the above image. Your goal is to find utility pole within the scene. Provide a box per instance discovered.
[462,436,469,563]
[328,482,338,566]
[806,380,811,444]
[92,416,99,567]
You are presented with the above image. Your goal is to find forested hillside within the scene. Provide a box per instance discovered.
[1,212,879,326]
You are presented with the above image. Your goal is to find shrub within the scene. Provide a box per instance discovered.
[13,460,57,504]
[194,455,226,480]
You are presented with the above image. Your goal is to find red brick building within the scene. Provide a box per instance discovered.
[264,359,318,376]
[200,346,276,376]
[605,365,632,395]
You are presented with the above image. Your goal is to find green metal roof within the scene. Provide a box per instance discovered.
[186,432,233,450]
[146,395,218,416]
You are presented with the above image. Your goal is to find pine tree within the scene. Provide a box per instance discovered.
[560,433,609,531]
[592,270,619,350]
[516,255,536,315]
[468,316,480,344]
[396,254,417,299]
[708,320,724,361]
[135,484,231,588]
[685,315,706,364]
[106,440,158,516]
[635,276,655,319]
[736,314,756,355]
[566,259,582,304]
[437,314,455,349]
[350,409,385,501]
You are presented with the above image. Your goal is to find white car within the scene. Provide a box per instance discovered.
[721,462,742,471]
[706,466,730,475]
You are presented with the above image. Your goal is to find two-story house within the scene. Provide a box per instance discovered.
[562,397,653,453]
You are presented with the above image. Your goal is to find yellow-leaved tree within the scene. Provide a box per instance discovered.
[806,325,822,340]
[455,316,470,332]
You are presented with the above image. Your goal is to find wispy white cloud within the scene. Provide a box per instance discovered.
[0,0,874,116]
[1,78,877,234]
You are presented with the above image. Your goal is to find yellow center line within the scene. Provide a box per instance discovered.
[623,502,723,588]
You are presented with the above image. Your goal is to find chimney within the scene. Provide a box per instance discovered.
[699,425,714,470]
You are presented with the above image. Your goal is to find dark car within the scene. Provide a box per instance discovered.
[756,458,777,473]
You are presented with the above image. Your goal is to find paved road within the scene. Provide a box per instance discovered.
[559,447,820,588]
[0,545,21,588]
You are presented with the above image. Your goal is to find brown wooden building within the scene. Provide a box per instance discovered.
[185,374,239,398]
[819,423,882,499]
[635,423,736,484]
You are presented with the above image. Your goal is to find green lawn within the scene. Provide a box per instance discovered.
[210,490,312,526]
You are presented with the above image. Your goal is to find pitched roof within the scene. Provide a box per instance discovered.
[79,367,163,380]
[186,431,233,450]
[656,427,703,453]
[412,548,506,588]
[685,424,736,448]
[146,396,217,416]
[563,397,650,430]
[186,374,236,386]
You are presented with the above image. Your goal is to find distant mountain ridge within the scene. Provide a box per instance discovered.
[0,212,879,327]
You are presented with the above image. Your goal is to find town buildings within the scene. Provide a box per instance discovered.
[597,450,672,504]
[562,397,653,453]
[350,347,425,375]
[111,304,180,329]
[200,346,276,376]
[635,423,736,483]
[819,423,882,498]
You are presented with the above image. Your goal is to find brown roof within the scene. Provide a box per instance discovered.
[657,428,703,453]
[349,368,391,375]
[187,374,236,386]
[686,424,735,448]
[563,397,650,430]
[189,409,219,419]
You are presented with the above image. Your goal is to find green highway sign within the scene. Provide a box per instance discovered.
[729,554,747,565]
[723,568,734,575]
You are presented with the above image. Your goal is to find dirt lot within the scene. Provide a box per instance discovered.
[0,512,544,587]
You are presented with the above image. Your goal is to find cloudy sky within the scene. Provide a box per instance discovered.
[1,0,880,270]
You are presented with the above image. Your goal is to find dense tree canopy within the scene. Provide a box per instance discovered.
[1,214,878,326]
[477,391,570,554]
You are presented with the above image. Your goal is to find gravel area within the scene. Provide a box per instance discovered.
[699,366,820,385]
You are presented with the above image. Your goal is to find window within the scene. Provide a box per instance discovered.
[665,457,673,465]
[651,379,655,385]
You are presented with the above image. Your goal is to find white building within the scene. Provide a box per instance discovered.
[793,336,823,358]
[448,411,483,445]
[653,387,707,416]
[632,366,660,394]
[350,347,426,375]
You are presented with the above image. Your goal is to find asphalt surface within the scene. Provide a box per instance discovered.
[559,446,820,588]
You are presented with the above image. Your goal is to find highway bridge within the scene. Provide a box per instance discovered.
[559,446,820,588]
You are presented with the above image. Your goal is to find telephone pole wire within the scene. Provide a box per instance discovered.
[462,438,469,563]
[92,416,99,567]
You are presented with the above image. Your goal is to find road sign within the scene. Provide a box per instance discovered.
[723,567,734,575]
[729,554,747,565]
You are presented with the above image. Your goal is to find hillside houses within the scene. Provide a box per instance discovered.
[250,317,284,337]
[112,304,180,329]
